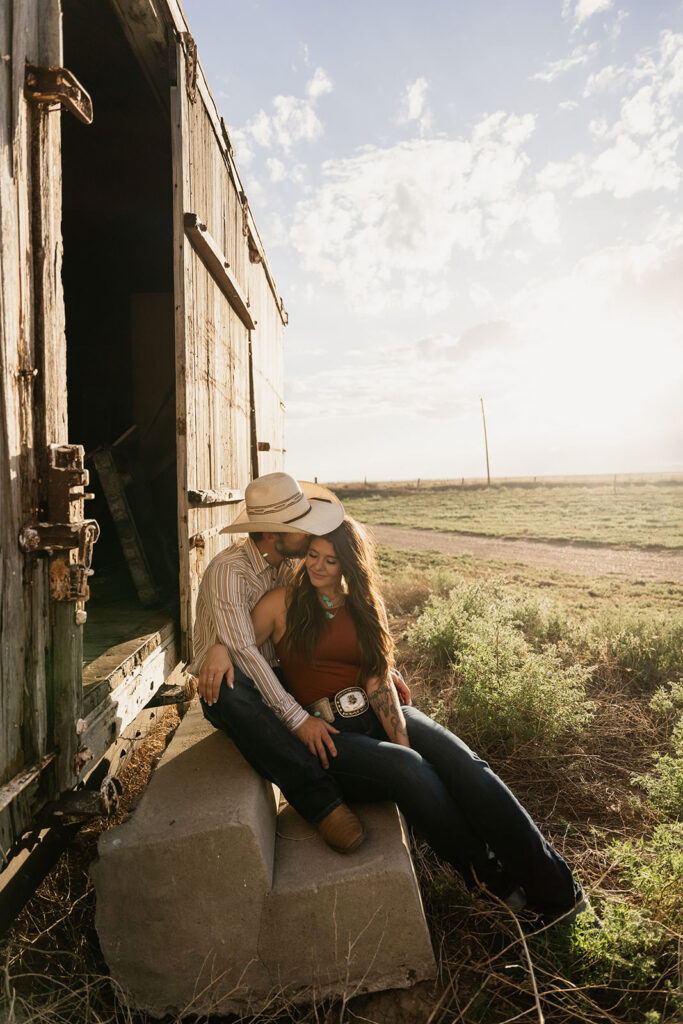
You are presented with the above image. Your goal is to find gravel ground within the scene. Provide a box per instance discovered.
[371,525,683,583]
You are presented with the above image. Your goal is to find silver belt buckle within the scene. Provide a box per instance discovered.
[333,687,368,718]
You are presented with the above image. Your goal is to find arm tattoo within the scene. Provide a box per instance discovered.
[369,684,409,744]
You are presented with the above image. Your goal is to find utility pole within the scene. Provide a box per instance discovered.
[480,397,491,487]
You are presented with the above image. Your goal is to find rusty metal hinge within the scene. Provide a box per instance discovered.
[239,190,250,238]
[19,445,100,616]
[220,116,233,156]
[181,32,197,103]
[25,64,93,125]
[20,520,99,599]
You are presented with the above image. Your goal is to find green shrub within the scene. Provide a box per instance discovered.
[514,598,683,691]
[649,679,683,719]
[586,617,683,691]
[631,682,683,819]
[407,580,593,751]
[634,718,683,819]
[562,824,683,1015]
[610,822,683,927]
[568,901,669,989]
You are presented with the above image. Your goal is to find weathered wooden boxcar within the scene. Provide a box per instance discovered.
[0,0,287,890]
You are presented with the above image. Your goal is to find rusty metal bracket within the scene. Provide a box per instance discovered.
[19,445,99,610]
[181,33,197,103]
[39,775,122,824]
[19,520,99,601]
[239,190,250,238]
[220,116,234,157]
[25,64,93,125]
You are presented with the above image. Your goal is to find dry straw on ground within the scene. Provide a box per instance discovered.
[2,571,681,1024]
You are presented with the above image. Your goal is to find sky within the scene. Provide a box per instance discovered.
[183,0,683,482]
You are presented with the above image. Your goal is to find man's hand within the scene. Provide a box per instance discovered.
[391,669,412,706]
[197,644,235,705]
[294,716,339,769]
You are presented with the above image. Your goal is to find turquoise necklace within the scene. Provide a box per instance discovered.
[320,593,344,620]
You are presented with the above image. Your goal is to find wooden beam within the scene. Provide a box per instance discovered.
[107,0,170,113]
[0,823,81,937]
[187,487,244,507]
[0,754,56,864]
[90,448,161,607]
[82,619,176,716]
[77,632,180,783]
[183,213,256,330]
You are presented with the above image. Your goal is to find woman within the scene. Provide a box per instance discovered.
[250,516,587,925]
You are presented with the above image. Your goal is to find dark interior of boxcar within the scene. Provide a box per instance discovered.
[61,0,178,665]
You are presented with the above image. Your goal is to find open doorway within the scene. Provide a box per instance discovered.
[61,0,178,681]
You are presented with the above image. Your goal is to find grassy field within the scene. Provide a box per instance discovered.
[378,547,682,1024]
[340,481,683,549]
[2,545,682,1023]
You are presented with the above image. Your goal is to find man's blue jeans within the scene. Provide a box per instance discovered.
[326,706,580,919]
[200,668,344,825]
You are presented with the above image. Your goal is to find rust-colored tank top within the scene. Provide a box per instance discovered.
[274,606,361,705]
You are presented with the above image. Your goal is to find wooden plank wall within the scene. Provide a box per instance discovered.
[1,2,52,783]
[249,263,285,476]
[0,0,70,851]
[172,37,286,659]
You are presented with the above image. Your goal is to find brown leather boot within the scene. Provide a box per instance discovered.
[317,804,365,853]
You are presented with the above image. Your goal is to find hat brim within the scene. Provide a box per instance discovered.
[220,494,344,536]
[298,480,342,505]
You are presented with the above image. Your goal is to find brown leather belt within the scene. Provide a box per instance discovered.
[306,687,369,724]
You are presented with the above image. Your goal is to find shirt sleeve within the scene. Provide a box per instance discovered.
[210,562,309,731]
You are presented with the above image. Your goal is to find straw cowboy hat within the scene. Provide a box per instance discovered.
[221,472,344,536]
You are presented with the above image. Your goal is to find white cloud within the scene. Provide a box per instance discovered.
[288,223,683,481]
[531,42,598,83]
[267,157,287,182]
[563,0,614,28]
[306,67,333,100]
[234,66,333,154]
[538,31,683,200]
[583,63,622,96]
[577,132,681,198]
[396,77,433,133]
[230,127,255,167]
[469,282,494,308]
[290,111,557,314]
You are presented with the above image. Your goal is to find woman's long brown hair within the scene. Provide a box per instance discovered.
[284,517,394,683]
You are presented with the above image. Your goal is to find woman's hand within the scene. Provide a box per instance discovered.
[197,644,234,705]
[294,716,339,769]
[391,670,412,706]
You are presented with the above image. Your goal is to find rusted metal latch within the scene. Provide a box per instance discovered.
[40,775,123,824]
[19,445,99,619]
[25,64,93,124]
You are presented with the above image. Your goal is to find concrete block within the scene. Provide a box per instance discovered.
[92,701,279,1016]
[259,804,436,1003]
[93,700,436,1017]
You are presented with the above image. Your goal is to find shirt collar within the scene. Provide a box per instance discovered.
[244,536,277,577]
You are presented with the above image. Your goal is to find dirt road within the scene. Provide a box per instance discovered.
[370,525,683,583]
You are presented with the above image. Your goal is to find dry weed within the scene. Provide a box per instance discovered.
[1,598,681,1024]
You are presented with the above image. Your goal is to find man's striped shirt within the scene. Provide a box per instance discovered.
[190,537,308,731]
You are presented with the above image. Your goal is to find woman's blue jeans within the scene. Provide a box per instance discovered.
[327,705,580,918]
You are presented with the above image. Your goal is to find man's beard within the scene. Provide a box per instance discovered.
[276,536,309,559]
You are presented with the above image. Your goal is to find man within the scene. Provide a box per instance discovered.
[192,472,364,853]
